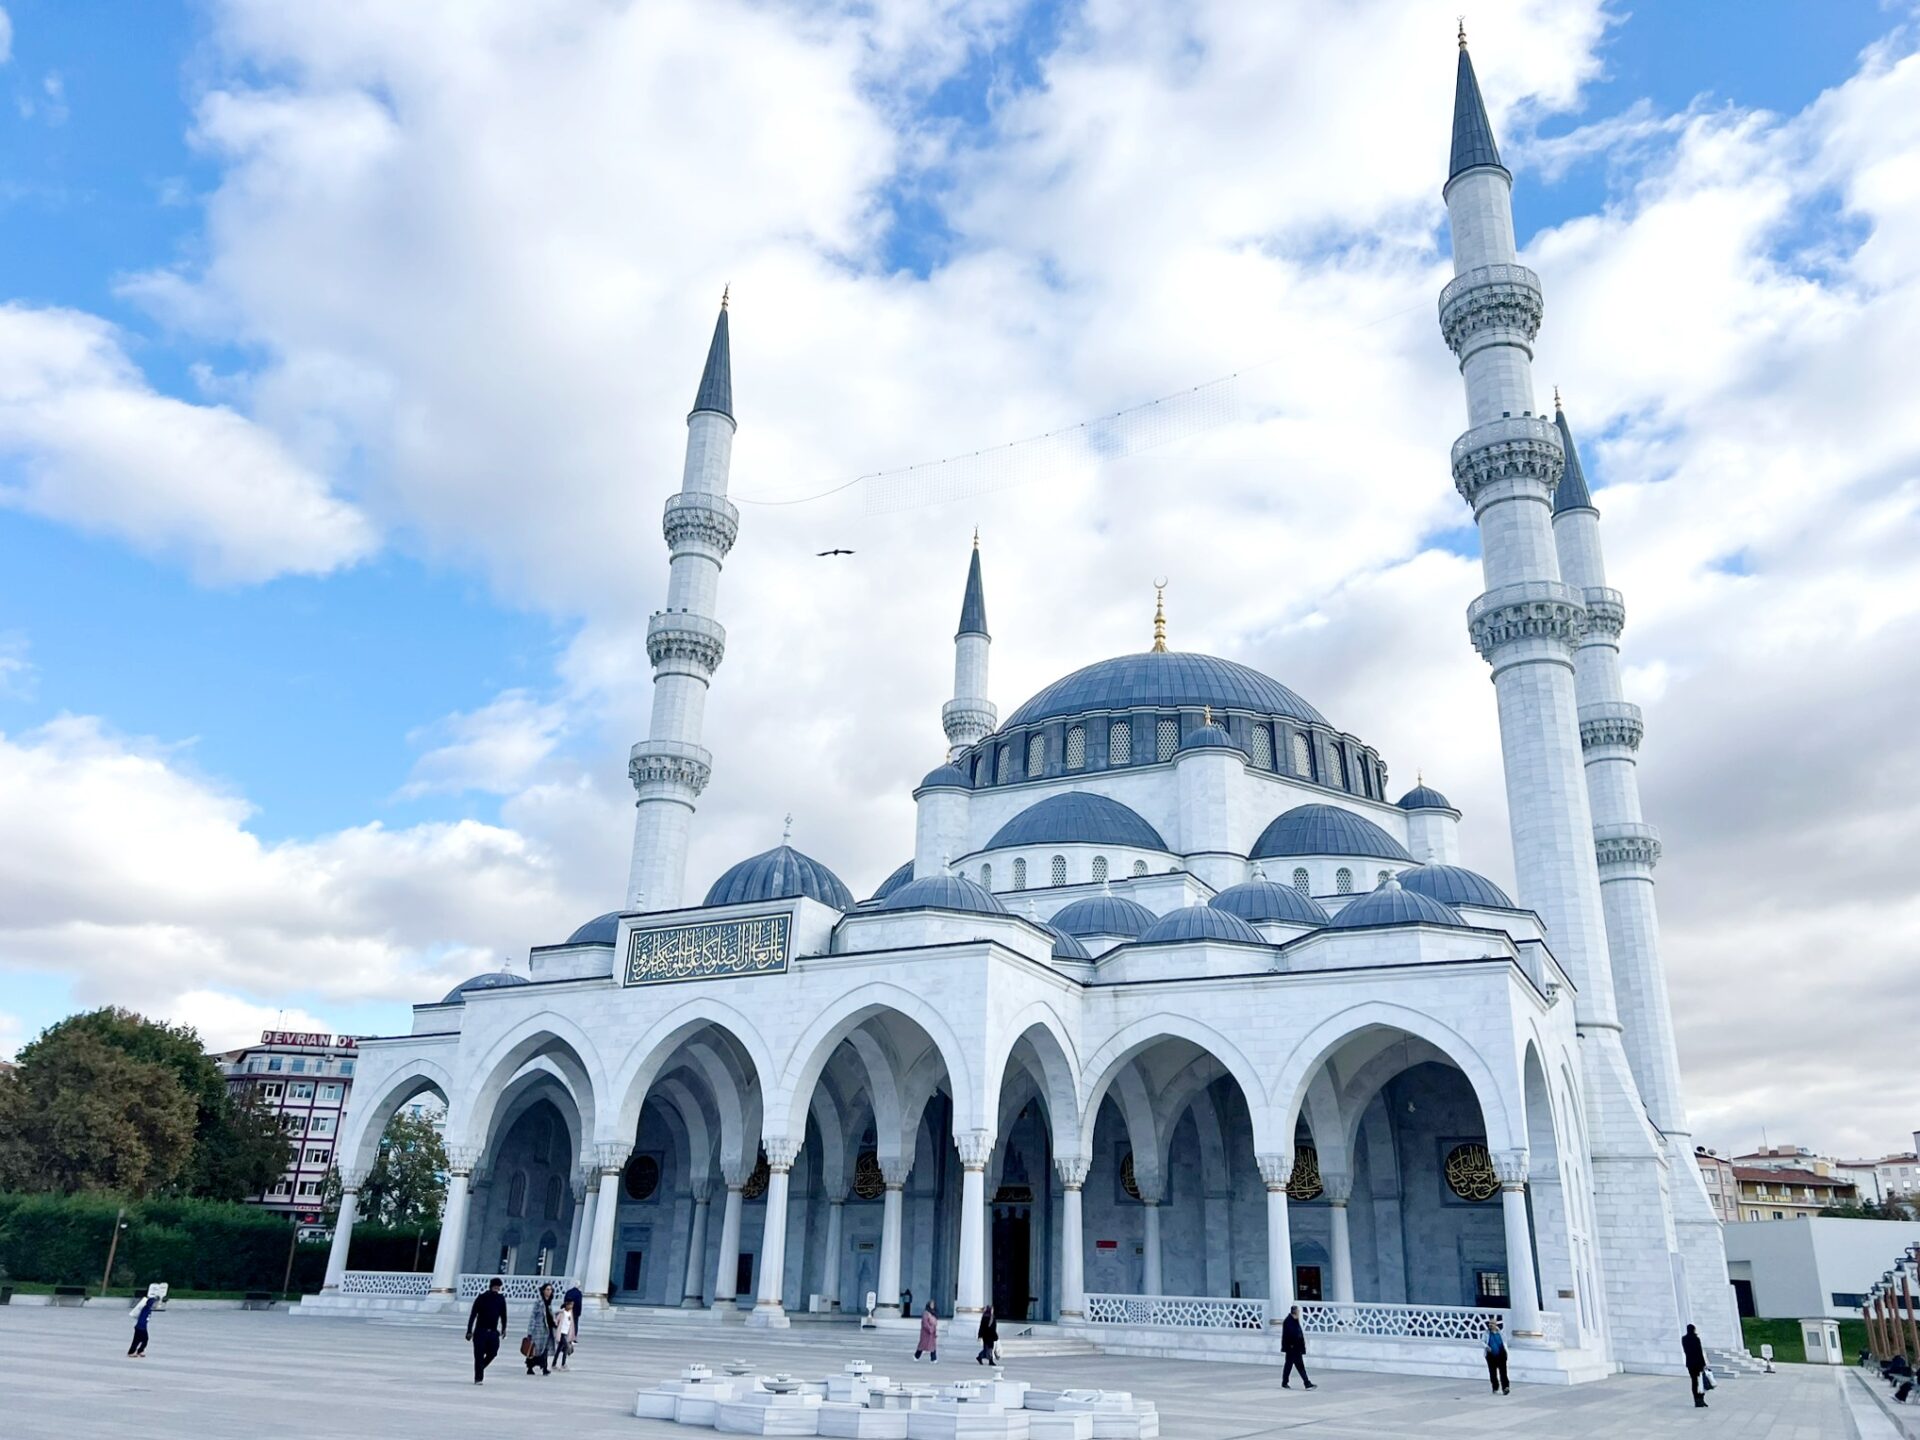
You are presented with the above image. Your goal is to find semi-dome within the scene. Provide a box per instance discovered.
[1251,804,1413,862]
[1180,723,1243,754]
[1139,904,1266,946]
[986,793,1167,852]
[868,861,915,903]
[1398,863,1514,909]
[1397,783,1455,811]
[565,911,621,946]
[1050,893,1157,938]
[704,844,856,911]
[1045,925,1092,961]
[1327,878,1464,929]
[1209,880,1330,927]
[917,763,971,790]
[441,970,532,1005]
[1002,651,1327,730]
[881,873,1008,916]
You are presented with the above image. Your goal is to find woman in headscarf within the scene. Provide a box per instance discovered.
[523,1281,558,1375]
[975,1304,998,1365]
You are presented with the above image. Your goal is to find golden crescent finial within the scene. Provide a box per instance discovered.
[1151,580,1169,653]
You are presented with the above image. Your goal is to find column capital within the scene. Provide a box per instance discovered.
[1256,1152,1295,1190]
[954,1129,995,1169]
[570,1174,588,1202]
[1492,1148,1531,1189]
[339,1166,371,1193]
[594,1142,630,1175]
[688,1176,712,1204]
[721,1157,753,1189]
[1053,1155,1090,1190]
[880,1157,913,1188]
[1320,1172,1354,1206]
[826,1193,846,1208]
[443,1144,479,1175]
[763,1136,802,1171]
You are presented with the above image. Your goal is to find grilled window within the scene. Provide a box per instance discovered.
[997,746,1013,785]
[1109,722,1132,765]
[1336,868,1354,895]
[1050,855,1067,886]
[1293,868,1310,895]
[1292,732,1312,778]
[1250,725,1273,769]
[1027,733,1046,778]
[1012,858,1027,890]
[1092,855,1108,883]
[1156,719,1178,762]
[1066,726,1087,770]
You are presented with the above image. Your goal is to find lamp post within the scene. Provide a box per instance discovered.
[99,1207,128,1297]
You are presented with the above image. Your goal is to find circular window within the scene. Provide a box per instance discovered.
[1286,1144,1324,1202]
[622,1154,660,1202]
[1444,1142,1499,1202]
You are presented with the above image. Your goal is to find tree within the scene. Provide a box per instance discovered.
[0,1028,197,1196]
[327,1108,449,1227]
[1819,1196,1917,1221]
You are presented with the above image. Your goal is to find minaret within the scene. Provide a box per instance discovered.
[1440,31,1717,1364]
[626,296,740,911]
[941,533,996,760]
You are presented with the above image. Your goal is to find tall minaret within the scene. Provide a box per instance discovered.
[627,297,739,911]
[941,533,996,760]
[1439,31,1716,1365]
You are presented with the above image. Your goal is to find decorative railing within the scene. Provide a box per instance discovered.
[457,1274,576,1303]
[1300,1301,1562,1346]
[1084,1293,1268,1331]
[339,1270,432,1297]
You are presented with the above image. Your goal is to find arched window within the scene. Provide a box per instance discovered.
[1050,855,1067,886]
[1336,867,1354,895]
[507,1170,529,1218]
[980,863,992,890]
[1156,719,1178,762]
[1091,855,1108,883]
[972,755,984,786]
[1012,858,1027,890]
[1335,747,1351,790]
[1292,867,1310,894]
[1131,859,1148,877]
[1250,725,1273,770]
[1065,726,1087,770]
[1109,721,1132,765]
[544,1174,563,1220]
[996,745,1013,785]
[1291,732,1312,778]
[1027,733,1046,778]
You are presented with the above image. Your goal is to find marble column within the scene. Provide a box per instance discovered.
[682,1179,711,1306]
[564,1171,589,1278]
[583,1145,626,1305]
[1258,1153,1295,1320]
[1139,1195,1163,1295]
[712,1166,747,1312]
[1494,1150,1543,1336]
[819,1195,845,1312]
[429,1147,478,1295]
[573,1163,599,1286]
[322,1170,367,1292]
[1323,1173,1354,1303]
[876,1159,911,1317]
[750,1138,800,1328]
[954,1130,994,1317]
[1056,1156,1088,1320]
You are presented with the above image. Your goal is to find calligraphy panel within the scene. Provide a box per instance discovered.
[623,914,791,986]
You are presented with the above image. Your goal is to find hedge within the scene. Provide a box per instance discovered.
[0,1193,438,1294]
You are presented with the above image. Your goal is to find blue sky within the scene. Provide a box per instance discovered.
[3,0,1919,1156]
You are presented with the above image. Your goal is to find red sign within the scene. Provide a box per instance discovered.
[259,1030,355,1049]
[1095,1240,1119,1250]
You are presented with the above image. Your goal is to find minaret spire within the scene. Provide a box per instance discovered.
[1551,398,1595,513]
[1150,580,1168,653]
[943,535,996,760]
[627,298,742,910]
[1448,27,1504,182]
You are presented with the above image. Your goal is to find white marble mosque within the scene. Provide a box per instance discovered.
[306,37,1738,1383]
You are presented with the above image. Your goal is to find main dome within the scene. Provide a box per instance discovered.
[1001,652,1326,730]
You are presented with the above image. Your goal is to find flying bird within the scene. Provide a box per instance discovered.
[816,548,855,557]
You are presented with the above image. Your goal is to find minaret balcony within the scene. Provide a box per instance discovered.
[1438,263,1544,361]
[646,611,727,675]
[662,491,740,560]
[1466,579,1585,663]
[942,699,997,747]
[628,738,713,797]
[1594,820,1661,873]
[1578,700,1643,753]
[1451,414,1563,510]
[1581,586,1625,638]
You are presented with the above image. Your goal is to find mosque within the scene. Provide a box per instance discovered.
[313,36,1736,1380]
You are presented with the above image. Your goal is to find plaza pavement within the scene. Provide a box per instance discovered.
[0,1303,1864,1440]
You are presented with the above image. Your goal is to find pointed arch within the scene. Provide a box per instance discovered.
[1081,1016,1277,1155]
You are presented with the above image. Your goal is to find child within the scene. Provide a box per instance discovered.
[553,1295,575,1369]
[127,1292,159,1357]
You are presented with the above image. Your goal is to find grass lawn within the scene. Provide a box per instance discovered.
[1740,1315,1868,1364]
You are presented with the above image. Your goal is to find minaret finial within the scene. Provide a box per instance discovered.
[1202,704,1213,726]
[1457,16,1467,49]
[972,526,980,551]
[1151,579,1169,653]
[782,812,792,845]
[721,283,730,310]
[1553,385,1562,413]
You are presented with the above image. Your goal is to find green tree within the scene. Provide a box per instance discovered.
[327,1108,449,1227]
[1819,1196,1917,1221]
[0,1028,197,1196]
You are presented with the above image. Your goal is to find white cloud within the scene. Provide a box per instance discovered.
[0,8,12,67]
[0,305,377,582]
[401,688,570,798]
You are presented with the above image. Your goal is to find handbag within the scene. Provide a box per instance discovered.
[520,1335,536,1359]
[1702,1369,1715,1391]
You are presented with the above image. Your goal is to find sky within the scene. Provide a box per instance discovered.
[1,0,1917,1163]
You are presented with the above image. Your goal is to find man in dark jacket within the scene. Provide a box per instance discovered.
[1483,1316,1509,1394]
[1280,1305,1315,1389]
[467,1277,509,1383]
[1681,1324,1708,1407]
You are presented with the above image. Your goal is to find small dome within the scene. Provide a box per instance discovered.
[1180,724,1243,755]
[917,763,970,790]
[868,860,915,903]
[565,911,621,946]
[1251,803,1413,862]
[704,844,856,911]
[1210,880,1330,927]
[1045,925,1092,961]
[1399,864,1514,909]
[881,873,1008,916]
[1050,894,1158,938]
[986,793,1167,852]
[1328,878,1464,930]
[1397,784,1455,811]
[1139,904,1266,946]
[441,970,532,1005]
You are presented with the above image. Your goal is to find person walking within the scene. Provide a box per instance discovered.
[1682,1323,1709,1407]
[126,1292,159,1358]
[563,1284,584,1344]
[523,1281,559,1376]
[1280,1305,1315,1390]
[466,1277,509,1384]
[915,1301,940,1362]
[553,1295,575,1370]
[975,1304,999,1365]
[1483,1316,1509,1395]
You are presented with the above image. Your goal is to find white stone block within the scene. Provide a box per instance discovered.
[1025,1417,1093,1440]
[817,1403,912,1439]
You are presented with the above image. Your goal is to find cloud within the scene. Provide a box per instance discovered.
[0,632,31,699]
[0,305,377,582]
[0,9,12,67]
[401,688,570,798]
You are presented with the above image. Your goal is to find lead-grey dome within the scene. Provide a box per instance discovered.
[1327,878,1464,929]
[1139,904,1266,946]
[868,861,915,903]
[565,911,621,946]
[1050,894,1157,938]
[704,844,855,911]
[441,970,532,1005]
[1396,783,1455,811]
[1002,651,1326,730]
[1251,804,1413,862]
[1398,864,1513,909]
[882,873,1008,916]
[1209,880,1330,927]
[917,763,970,790]
[987,793,1167,852]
